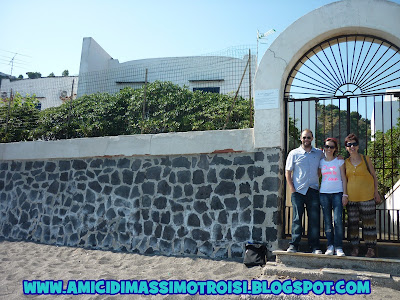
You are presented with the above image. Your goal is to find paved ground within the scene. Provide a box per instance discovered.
[0,240,398,299]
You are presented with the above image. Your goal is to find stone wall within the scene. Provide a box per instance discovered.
[0,148,283,259]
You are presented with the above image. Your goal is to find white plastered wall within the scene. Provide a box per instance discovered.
[0,129,255,161]
[78,37,116,74]
[0,77,78,110]
[253,0,400,149]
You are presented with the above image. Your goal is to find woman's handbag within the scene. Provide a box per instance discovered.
[243,243,267,267]
[362,155,384,205]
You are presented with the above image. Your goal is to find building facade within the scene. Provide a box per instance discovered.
[77,38,256,99]
[0,77,78,110]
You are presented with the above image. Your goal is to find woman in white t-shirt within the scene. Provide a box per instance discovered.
[319,138,348,256]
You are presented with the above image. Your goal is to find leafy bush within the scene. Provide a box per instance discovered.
[367,119,400,197]
[0,93,40,142]
[1,81,252,142]
[33,92,130,140]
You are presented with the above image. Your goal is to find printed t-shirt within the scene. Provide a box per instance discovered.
[319,158,344,194]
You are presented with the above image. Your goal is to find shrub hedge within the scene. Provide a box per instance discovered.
[0,81,252,142]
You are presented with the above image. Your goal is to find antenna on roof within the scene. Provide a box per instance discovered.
[9,53,18,77]
[0,49,31,76]
[256,29,276,64]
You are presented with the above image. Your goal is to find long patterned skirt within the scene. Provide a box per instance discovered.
[347,199,377,248]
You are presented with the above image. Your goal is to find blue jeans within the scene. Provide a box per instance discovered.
[290,188,320,251]
[320,192,343,248]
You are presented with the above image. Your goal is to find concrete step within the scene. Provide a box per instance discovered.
[273,250,400,276]
[265,250,400,290]
[263,262,400,291]
[278,238,400,259]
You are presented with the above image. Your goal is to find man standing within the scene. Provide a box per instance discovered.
[285,129,322,254]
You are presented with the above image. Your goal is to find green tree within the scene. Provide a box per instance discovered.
[48,72,55,77]
[287,117,301,151]
[0,93,40,142]
[26,72,41,79]
[315,103,370,156]
[287,102,371,156]
[62,70,69,77]
[367,118,400,197]
[18,75,23,79]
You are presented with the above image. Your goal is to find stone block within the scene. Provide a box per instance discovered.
[207,169,217,183]
[210,156,232,166]
[192,170,205,184]
[254,210,266,224]
[142,182,155,195]
[262,177,281,192]
[188,214,200,227]
[146,166,161,180]
[157,180,171,195]
[195,185,212,199]
[239,182,251,195]
[215,181,236,196]
[172,157,190,169]
[184,238,197,254]
[233,156,254,165]
[224,197,238,211]
[177,170,191,184]
[122,169,134,185]
[231,243,244,258]
[72,160,87,170]
[219,168,234,180]
[233,226,251,242]
[266,194,278,208]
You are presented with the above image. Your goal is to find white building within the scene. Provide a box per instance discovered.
[77,37,256,99]
[373,91,400,231]
[377,179,400,237]
[0,76,78,110]
[0,38,255,110]
[371,90,400,137]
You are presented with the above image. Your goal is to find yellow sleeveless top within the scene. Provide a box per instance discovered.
[345,155,374,202]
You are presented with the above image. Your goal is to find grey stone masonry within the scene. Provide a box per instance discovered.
[0,148,283,258]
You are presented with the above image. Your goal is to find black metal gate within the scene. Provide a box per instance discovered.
[283,34,400,242]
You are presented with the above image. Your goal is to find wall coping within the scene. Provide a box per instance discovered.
[0,128,257,161]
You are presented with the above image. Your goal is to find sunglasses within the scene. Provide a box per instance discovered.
[302,136,312,140]
[346,142,359,147]
[324,145,335,149]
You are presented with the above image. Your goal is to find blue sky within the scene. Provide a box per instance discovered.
[1,0,400,78]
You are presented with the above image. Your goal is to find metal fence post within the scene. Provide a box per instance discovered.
[249,49,253,127]
[141,69,148,134]
[4,89,13,140]
[67,80,75,139]
[223,57,249,130]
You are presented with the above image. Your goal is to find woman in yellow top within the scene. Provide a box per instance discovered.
[344,133,381,258]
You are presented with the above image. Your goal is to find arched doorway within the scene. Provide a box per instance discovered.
[284,34,400,242]
[253,0,400,245]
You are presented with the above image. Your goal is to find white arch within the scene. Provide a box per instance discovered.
[253,0,400,148]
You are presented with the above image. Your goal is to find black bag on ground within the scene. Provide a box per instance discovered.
[243,243,267,267]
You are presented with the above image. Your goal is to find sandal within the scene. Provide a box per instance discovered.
[350,246,359,257]
[365,247,376,258]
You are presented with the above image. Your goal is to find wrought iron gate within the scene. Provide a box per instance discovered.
[283,34,400,242]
